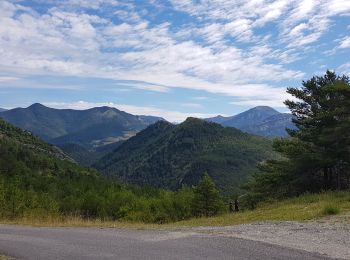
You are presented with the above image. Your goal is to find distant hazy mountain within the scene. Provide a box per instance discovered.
[0,103,165,161]
[95,118,276,194]
[0,108,7,112]
[206,106,294,137]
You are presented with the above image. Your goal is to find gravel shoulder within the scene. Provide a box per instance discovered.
[0,224,334,260]
[190,220,350,260]
[1,215,349,259]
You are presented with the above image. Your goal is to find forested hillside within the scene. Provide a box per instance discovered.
[0,119,225,223]
[95,118,276,195]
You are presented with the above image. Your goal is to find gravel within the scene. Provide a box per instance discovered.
[191,221,350,259]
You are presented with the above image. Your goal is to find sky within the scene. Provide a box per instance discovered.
[0,0,349,122]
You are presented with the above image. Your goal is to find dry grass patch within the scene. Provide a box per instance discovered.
[170,191,350,227]
[0,255,13,260]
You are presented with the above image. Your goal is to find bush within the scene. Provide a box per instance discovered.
[322,205,340,215]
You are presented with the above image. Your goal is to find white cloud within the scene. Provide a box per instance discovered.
[181,103,202,108]
[42,101,219,122]
[0,76,20,82]
[172,0,350,48]
[0,0,303,104]
[119,81,170,93]
[0,0,348,109]
[339,36,350,49]
[338,63,350,75]
[192,96,208,100]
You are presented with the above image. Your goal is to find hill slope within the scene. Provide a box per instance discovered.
[95,118,276,195]
[0,103,164,161]
[0,118,74,163]
[0,119,219,223]
[0,108,7,112]
[206,106,294,137]
[0,118,102,217]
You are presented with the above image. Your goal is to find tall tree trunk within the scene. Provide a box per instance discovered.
[323,167,329,189]
[328,167,333,190]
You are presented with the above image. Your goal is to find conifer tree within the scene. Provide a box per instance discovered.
[246,71,350,200]
[192,173,224,217]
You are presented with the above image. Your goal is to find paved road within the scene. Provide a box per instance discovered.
[0,224,336,260]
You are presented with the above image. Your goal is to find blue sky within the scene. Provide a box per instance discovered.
[0,0,349,121]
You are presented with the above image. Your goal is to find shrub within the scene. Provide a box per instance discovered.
[322,205,340,215]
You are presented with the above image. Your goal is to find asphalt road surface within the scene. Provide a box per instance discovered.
[0,224,337,260]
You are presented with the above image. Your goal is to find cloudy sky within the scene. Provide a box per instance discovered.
[0,0,349,121]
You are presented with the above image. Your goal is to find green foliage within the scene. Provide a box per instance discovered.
[322,205,340,216]
[0,119,225,223]
[192,173,225,217]
[58,143,102,166]
[245,71,350,201]
[95,118,276,196]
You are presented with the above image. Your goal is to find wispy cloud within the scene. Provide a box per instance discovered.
[192,96,208,100]
[0,0,349,120]
[0,76,20,82]
[0,1,302,98]
[338,63,350,75]
[181,103,202,108]
[339,36,350,49]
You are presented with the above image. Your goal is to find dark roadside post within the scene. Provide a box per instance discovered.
[229,201,234,213]
[234,199,239,212]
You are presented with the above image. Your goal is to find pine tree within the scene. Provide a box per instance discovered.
[192,173,224,217]
[245,71,350,200]
[285,70,350,189]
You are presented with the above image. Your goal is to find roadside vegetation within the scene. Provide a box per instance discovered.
[174,191,350,227]
[2,191,349,228]
[0,255,13,260]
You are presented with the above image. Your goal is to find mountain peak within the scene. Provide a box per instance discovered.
[28,103,47,109]
[183,117,203,124]
[91,106,117,111]
[95,114,275,193]
[247,106,279,113]
[151,120,173,129]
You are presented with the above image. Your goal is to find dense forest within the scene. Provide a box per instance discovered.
[95,118,276,195]
[0,118,225,223]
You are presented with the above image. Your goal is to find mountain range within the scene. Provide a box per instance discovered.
[0,104,293,166]
[206,106,295,137]
[95,118,276,195]
[0,108,7,112]
[0,103,164,163]
[0,103,284,194]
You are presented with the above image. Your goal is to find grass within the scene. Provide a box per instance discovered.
[0,256,13,260]
[171,191,350,227]
[1,191,349,229]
